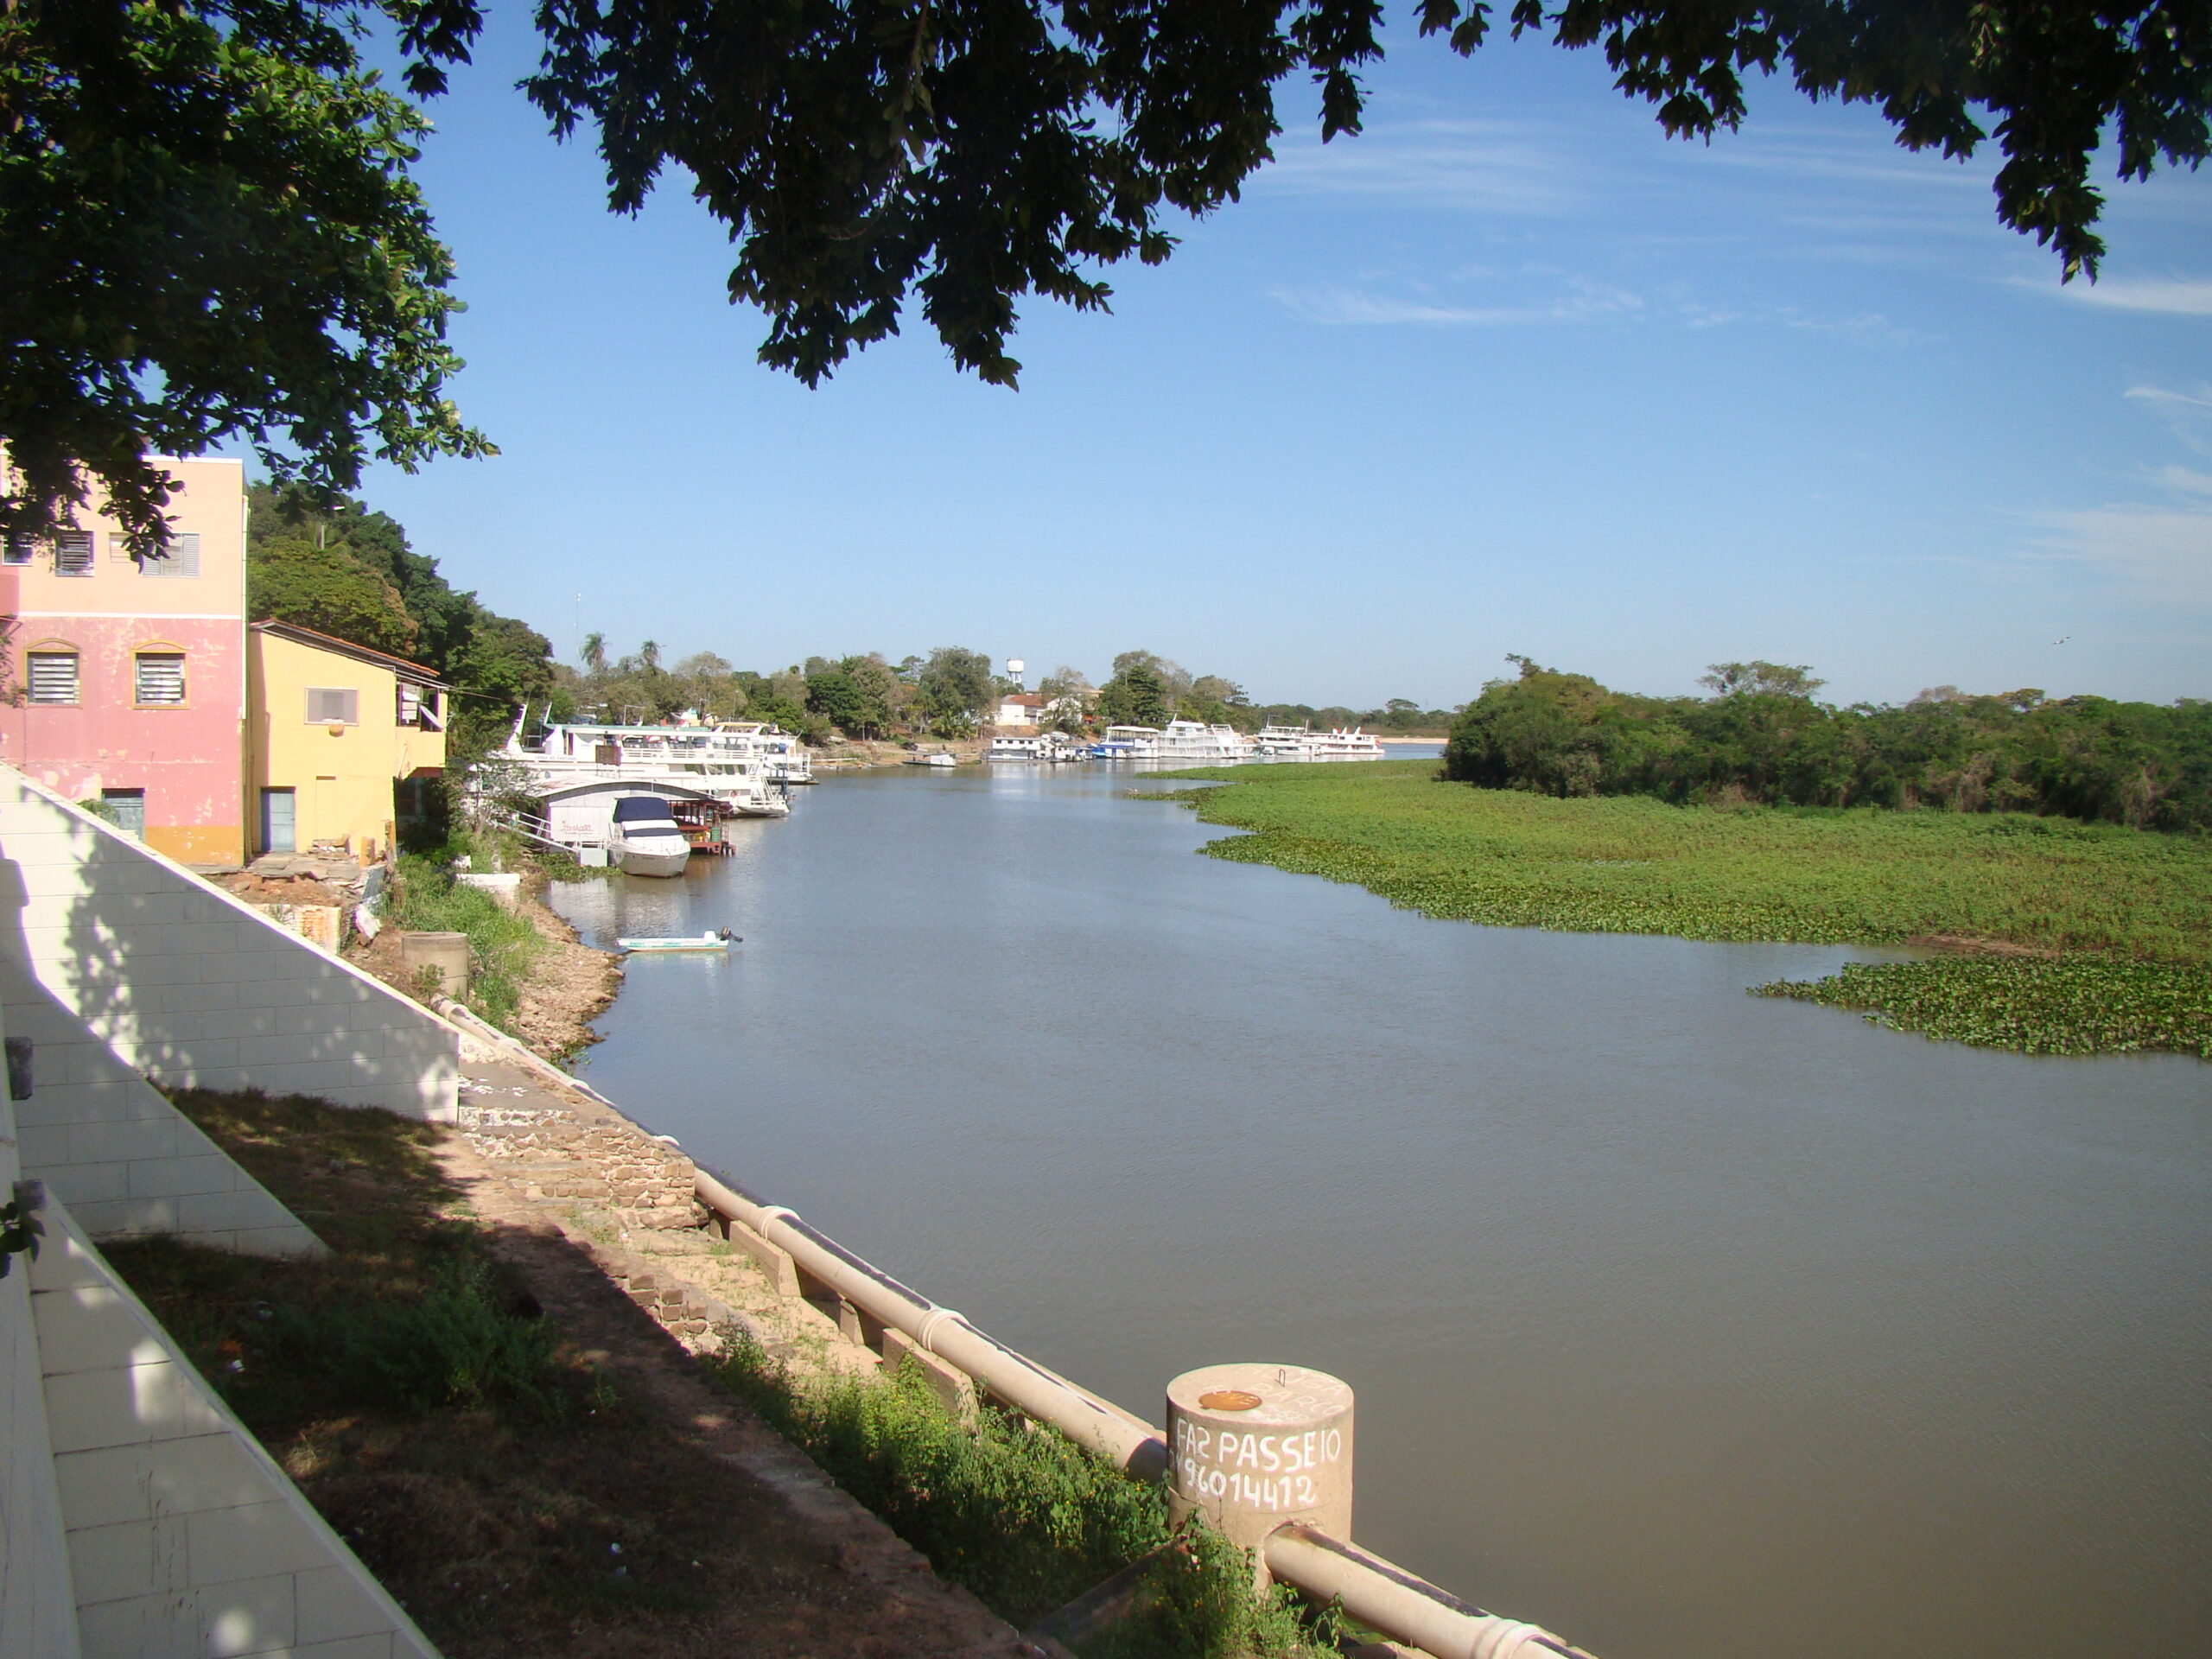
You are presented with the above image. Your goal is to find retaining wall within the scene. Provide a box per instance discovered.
[0,769,459,1117]
[29,1196,440,1659]
[3,1075,84,1659]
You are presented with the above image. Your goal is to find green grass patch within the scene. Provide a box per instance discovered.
[1752,957,2212,1058]
[111,1089,570,1428]
[388,851,543,1029]
[711,1334,1334,1655]
[1158,762,2212,1057]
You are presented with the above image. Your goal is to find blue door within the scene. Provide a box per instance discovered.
[101,789,145,839]
[260,787,296,854]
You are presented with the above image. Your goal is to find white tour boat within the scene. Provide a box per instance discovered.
[1090,725,1159,759]
[1253,723,1387,761]
[988,735,1042,760]
[1150,719,1254,764]
[608,795,691,877]
[493,712,793,817]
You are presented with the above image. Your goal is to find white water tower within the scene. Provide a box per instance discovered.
[1006,657,1026,690]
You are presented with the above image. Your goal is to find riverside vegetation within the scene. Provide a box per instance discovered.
[714,1339,1341,1656]
[1162,762,2212,1058]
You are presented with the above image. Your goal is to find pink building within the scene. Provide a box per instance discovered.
[0,458,247,865]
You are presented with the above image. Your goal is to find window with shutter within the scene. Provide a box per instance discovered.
[305,687,359,725]
[134,653,186,705]
[137,531,200,577]
[397,683,422,725]
[53,532,93,575]
[27,652,79,704]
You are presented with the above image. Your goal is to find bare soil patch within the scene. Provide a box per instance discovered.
[113,1082,1027,1659]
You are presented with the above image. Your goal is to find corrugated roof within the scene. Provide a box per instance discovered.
[251,619,447,686]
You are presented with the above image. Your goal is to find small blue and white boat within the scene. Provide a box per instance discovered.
[616,931,737,954]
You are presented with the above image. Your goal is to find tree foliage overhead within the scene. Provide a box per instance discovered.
[1444,656,2212,831]
[5,0,2205,548]
[516,0,2207,386]
[0,1,493,550]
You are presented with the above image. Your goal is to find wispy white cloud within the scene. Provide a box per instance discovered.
[1271,275,1642,327]
[2041,276,2212,315]
[1257,118,1579,214]
[2029,503,2212,606]
[1271,273,1916,343]
[2125,382,2212,454]
[2023,383,2212,605]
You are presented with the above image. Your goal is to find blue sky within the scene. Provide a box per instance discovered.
[330,10,2211,710]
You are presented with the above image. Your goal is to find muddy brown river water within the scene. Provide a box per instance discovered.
[548,766,2211,1659]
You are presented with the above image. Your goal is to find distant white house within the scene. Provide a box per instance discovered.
[995,692,1047,728]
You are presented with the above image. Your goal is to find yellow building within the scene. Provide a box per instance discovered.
[246,621,448,861]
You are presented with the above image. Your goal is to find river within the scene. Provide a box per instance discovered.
[545,764,2211,1659]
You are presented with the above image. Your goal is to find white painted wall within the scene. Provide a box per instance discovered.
[2,965,322,1255]
[2,986,86,1659]
[0,768,460,1120]
[28,1197,440,1659]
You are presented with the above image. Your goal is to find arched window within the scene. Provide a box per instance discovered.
[23,639,80,705]
[133,643,187,706]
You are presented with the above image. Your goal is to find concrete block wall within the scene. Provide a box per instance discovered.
[0,768,460,1121]
[2,966,321,1254]
[3,1079,86,1659]
[29,1198,440,1659]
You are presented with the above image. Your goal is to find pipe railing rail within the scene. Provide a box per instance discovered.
[691,1166,1593,1659]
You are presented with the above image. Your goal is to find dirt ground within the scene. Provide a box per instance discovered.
[219,870,360,906]
[507,885,623,1059]
[137,1068,1036,1659]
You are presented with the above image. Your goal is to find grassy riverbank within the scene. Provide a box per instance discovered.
[712,1340,1338,1656]
[1160,762,2212,1058]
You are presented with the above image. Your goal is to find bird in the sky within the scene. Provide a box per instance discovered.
[2054,636,2070,645]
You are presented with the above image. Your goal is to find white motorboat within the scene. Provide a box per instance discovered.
[903,750,958,767]
[610,796,690,877]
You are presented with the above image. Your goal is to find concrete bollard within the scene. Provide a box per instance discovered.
[1166,1363,1354,1557]
[398,931,470,999]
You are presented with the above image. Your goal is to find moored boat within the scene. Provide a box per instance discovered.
[1151,719,1254,764]
[1253,723,1386,761]
[617,931,736,953]
[610,796,690,877]
[1089,724,1158,759]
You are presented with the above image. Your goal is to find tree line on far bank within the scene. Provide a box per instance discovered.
[1445,658,2212,834]
[241,481,1452,753]
[556,643,1459,742]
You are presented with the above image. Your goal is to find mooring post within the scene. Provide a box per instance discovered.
[1165,1363,1354,1580]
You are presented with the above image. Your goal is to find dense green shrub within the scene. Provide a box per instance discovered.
[388,846,542,1027]
[1444,659,2212,831]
